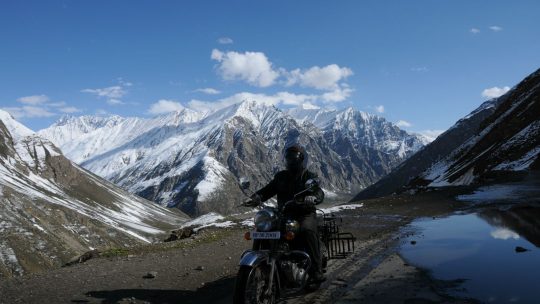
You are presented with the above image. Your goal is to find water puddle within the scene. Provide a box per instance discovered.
[401,204,540,303]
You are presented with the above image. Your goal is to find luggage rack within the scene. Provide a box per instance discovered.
[317,212,356,259]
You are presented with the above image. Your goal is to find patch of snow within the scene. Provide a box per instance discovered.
[0,241,23,275]
[322,188,338,199]
[494,145,540,171]
[456,184,539,203]
[424,162,449,181]
[195,156,230,200]
[449,167,476,186]
[180,212,236,231]
[182,212,225,227]
[321,203,363,214]
[240,219,254,227]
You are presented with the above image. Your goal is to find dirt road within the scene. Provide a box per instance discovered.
[0,192,475,303]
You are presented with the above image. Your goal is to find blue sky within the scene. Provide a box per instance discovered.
[1,0,539,137]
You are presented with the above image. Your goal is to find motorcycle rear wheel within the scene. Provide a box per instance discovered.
[233,265,277,304]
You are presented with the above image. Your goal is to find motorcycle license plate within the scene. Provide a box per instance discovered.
[251,231,281,239]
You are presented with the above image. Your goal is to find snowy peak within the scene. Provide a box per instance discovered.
[288,106,339,128]
[52,114,125,131]
[0,109,34,140]
[289,105,425,159]
[159,108,207,126]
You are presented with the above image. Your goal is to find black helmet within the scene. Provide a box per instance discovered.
[284,144,307,172]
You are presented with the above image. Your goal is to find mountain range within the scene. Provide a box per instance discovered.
[39,102,428,216]
[0,110,188,277]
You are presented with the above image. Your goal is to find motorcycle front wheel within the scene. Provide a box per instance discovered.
[233,265,277,304]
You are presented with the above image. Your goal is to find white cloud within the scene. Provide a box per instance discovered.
[411,67,428,72]
[107,99,125,105]
[491,228,519,240]
[117,78,133,87]
[489,25,503,32]
[396,120,412,128]
[418,129,445,142]
[285,64,353,90]
[17,95,49,105]
[3,106,55,119]
[59,106,82,114]
[209,49,354,104]
[81,86,126,99]
[211,49,279,87]
[217,37,233,44]
[48,101,67,107]
[482,86,510,99]
[375,105,385,113]
[470,28,480,34]
[195,88,221,95]
[148,99,186,115]
[321,86,353,103]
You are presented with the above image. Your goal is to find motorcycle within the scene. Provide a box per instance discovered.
[233,178,329,304]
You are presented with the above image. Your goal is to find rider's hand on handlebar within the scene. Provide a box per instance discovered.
[243,194,262,207]
[303,195,317,205]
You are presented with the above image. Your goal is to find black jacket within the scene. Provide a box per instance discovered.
[256,169,325,217]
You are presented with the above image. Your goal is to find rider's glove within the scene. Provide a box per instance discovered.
[243,194,262,207]
[303,195,317,205]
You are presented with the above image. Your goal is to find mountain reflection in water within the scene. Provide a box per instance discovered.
[480,204,540,247]
[401,203,540,303]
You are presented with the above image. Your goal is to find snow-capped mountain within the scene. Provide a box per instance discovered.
[289,105,428,159]
[0,110,188,277]
[353,68,540,200]
[40,101,426,216]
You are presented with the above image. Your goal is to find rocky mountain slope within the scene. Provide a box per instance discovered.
[353,68,540,200]
[39,101,426,216]
[0,110,188,278]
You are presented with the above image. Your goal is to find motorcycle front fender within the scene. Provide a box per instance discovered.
[238,250,270,267]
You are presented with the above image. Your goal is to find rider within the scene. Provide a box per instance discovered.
[245,143,326,282]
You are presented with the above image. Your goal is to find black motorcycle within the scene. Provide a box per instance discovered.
[233,178,329,304]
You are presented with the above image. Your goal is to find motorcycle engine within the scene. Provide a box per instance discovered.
[280,261,308,286]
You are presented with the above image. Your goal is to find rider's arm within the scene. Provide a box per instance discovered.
[255,176,278,202]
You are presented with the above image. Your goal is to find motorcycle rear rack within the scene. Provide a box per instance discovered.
[318,214,356,259]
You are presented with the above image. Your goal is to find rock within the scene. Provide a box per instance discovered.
[143,271,158,279]
[195,266,205,271]
[164,227,195,242]
[515,246,530,253]
[63,249,101,267]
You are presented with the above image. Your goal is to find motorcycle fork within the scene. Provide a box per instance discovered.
[265,240,280,299]
[265,257,277,298]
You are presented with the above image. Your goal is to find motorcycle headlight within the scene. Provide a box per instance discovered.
[254,209,277,232]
